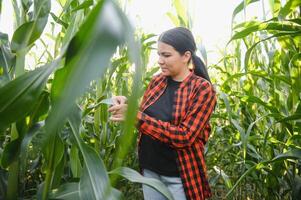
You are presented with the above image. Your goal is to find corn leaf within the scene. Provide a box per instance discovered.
[44,0,132,144]
[279,0,301,19]
[227,149,301,197]
[230,21,301,42]
[110,167,174,200]
[232,0,259,23]
[268,0,281,17]
[244,31,301,70]
[0,60,58,130]
[0,32,14,81]
[11,0,51,52]
[71,0,93,12]
[68,104,113,200]
[50,182,80,199]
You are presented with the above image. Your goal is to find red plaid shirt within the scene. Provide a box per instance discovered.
[137,71,217,200]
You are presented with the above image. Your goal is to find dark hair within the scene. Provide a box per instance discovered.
[158,27,211,82]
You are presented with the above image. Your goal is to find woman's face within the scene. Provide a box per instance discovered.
[157,42,191,79]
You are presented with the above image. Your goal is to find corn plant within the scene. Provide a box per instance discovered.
[207,0,301,199]
[2,0,300,199]
[0,0,173,199]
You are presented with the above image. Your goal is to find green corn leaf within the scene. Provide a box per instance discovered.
[242,115,269,161]
[230,21,301,43]
[19,121,44,178]
[33,0,50,19]
[109,8,142,174]
[286,135,301,147]
[0,32,15,81]
[43,133,65,172]
[68,104,113,200]
[241,95,279,113]
[279,0,301,19]
[278,114,301,122]
[288,18,301,25]
[52,153,66,189]
[0,60,58,131]
[50,12,68,29]
[231,119,245,138]
[232,0,259,23]
[213,166,232,189]
[293,175,301,200]
[11,21,39,51]
[11,0,51,52]
[227,149,301,197]
[218,91,232,119]
[173,0,185,22]
[268,0,281,17]
[272,149,301,162]
[29,91,50,124]
[244,31,301,70]
[70,145,82,178]
[233,20,261,30]
[50,182,80,199]
[50,183,122,200]
[110,167,174,200]
[166,12,180,27]
[71,0,94,12]
[44,0,133,144]
[0,138,21,168]
[226,164,256,198]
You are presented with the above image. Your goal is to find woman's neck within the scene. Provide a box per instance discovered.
[171,68,191,82]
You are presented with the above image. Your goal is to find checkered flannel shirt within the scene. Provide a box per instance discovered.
[137,72,217,200]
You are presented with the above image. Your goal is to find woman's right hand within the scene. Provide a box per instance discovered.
[108,96,128,122]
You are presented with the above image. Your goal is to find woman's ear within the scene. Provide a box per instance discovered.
[182,51,192,64]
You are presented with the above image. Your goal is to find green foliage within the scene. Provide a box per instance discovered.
[1,0,300,199]
[11,0,51,52]
[110,167,174,199]
[0,61,57,130]
[208,0,301,199]
[167,0,192,28]
[0,0,161,199]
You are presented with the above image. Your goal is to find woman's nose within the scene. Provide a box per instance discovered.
[158,56,164,65]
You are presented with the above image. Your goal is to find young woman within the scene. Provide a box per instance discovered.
[108,27,217,200]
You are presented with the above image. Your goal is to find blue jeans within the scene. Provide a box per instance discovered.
[142,169,187,200]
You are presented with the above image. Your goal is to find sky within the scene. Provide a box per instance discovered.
[0,0,265,66]
[125,0,242,47]
[122,0,244,64]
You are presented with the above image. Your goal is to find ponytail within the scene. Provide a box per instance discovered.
[192,54,211,83]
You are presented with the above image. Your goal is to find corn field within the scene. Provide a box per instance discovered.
[0,0,300,199]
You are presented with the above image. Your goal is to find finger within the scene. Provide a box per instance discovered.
[112,96,127,105]
[108,104,122,112]
[112,108,126,115]
[108,106,115,112]
[117,96,127,104]
[109,104,128,113]
[109,116,124,122]
[111,113,124,118]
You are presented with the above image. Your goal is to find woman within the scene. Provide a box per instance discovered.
[108,27,217,200]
